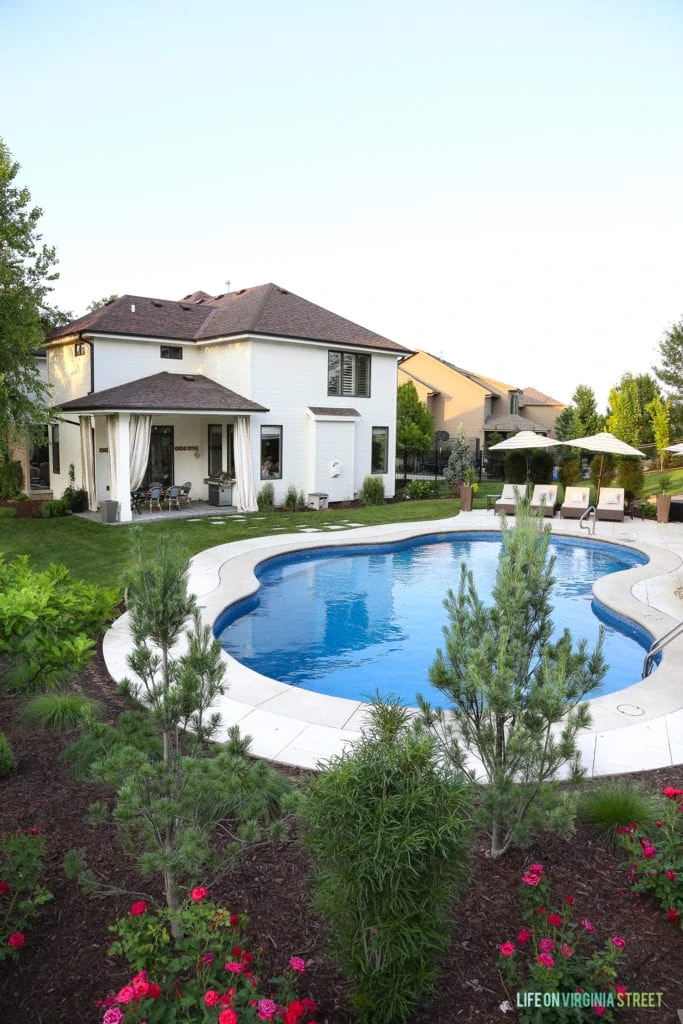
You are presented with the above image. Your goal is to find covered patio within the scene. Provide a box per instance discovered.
[57,372,268,522]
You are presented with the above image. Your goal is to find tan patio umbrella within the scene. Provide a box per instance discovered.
[488,430,559,480]
[664,442,683,455]
[559,431,645,495]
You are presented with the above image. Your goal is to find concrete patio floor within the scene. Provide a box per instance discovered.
[103,509,683,776]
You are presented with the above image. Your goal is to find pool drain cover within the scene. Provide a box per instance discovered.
[616,704,645,717]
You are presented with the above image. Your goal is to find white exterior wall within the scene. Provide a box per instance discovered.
[51,417,84,498]
[48,340,92,405]
[93,338,203,391]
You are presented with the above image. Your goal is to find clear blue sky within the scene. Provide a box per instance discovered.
[3,0,682,410]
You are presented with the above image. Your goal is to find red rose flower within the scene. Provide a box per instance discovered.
[130,900,148,916]
[499,942,516,957]
[548,913,562,927]
[611,936,626,949]
[667,908,680,922]
[517,928,532,944]
[204,990,220,1007]
[0,881,10,895]
[191,886,209,902]
[537,953,554,967]
[662,787,683,799]
[8,932,25,948]
[565,895,574,904]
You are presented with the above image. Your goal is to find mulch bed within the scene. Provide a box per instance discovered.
[0,499,50,519]
[1,647,681,1023]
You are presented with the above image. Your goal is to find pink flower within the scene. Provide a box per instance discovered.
[529,863,544,875]
[219,1011,238,1024]
[191,886,209,902]
[548,913,562,927]
[117,985,135,1005]
[225,961,243,973]
[7,932,25,948]
[614,984,627,997]
[133,979,149,997]
[499,942,516,957]
[662,786,683,799]
[611,936,626,949]
[200,951,215,965]
[289,956,306,973]
[667,908,680,922]
[594,1007,606,1017]
[642,845,656,858]
[581,919,595,933]
[565,895,574,904]
[517,928,533,944]
[560,943,574,957]
[130,900,148,916]
[523,872,541,886]
[656,821,663,827]
[537,953,555,967]
[103,1010,125,1024]
[204,990,220,1007]
[539,938,555,953]
[257,998,278,1020]
[666,870,676,882]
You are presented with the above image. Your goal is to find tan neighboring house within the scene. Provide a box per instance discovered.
[397,351,565,451]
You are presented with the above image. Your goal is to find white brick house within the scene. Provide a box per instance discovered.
[45,284,410,521]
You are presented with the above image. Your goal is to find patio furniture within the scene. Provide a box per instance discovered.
[166,485,182,511]
[530,484,558,517]
[486,492,502,511]
[596,487,625,522]
[131,488,147,514]
[560,486,590,519]
[180,481,192,507]
[148,485,163,512]
[494,483,526,515]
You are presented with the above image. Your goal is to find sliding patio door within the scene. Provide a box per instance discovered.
[142,426,174,487]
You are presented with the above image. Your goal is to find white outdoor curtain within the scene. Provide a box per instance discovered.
[129,414,152,490]
[233,416,257,512]
[79,416,97,511]
[106,415,120,501]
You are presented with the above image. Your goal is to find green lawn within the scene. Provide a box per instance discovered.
[643,466,683,496]
[0,498,461,589]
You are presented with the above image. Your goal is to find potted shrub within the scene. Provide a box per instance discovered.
[656,474,672,523]
[459,467,478,512]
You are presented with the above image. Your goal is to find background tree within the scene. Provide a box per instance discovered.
[555,385,604,440]
[396,381,434,451]
[607,372,660,447]
[647,395,671,470]
[0,139,62,478]
[86,294,119,313]
[653,316,683,433]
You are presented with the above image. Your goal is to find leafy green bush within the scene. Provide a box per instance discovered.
[504,449,527,484]
[591,453,615,491]
[301,696,471,1024]
[0,507,17,519]
[40,498,69,518]
[0,831,53,960]
[559,457,581,487]
[0,733,14,776]
[529,449,554,484]
[0,460,24,499]
[0,554,118,694]
[360,475,384,505]
[618,785,683,927]
[69,488,89,513]
[405,479,438,499]
[256,482,275,512]
[617,457,644,501]
[578,781,661,851]
[19,694,104,732]
[283,484,300,511]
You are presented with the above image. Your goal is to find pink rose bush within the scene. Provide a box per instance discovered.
[99,890,318,1024]
[617,787,683,929]
[497,863,628,1022]
[0,829,53,962]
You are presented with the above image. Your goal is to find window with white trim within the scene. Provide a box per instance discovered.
[328,351,371,397]
[160,345,183,360]
[260,426,282,479]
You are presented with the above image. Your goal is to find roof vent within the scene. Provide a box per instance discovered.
[214,293,224,300]
[152,300,162,307]
[183,374,195,382]
[131,303,136,313]
[180,303,190,311]
[278,288,289,295]
[236,288,246,295]
[195,298,204,304]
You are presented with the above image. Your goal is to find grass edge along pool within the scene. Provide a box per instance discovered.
[214,532,651,705]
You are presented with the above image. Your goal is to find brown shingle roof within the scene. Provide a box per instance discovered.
[46,284,409,354]
[485,413,546,432]
[520,387,565,407]
[308,407,360,417]
[56,372,268,413]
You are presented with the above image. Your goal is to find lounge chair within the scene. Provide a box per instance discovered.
[494,484,526,515]
[560,486,590,519]
[596,487,625,522]
[530,484,558,517]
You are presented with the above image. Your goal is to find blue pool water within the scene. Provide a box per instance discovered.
[214,533,651,706]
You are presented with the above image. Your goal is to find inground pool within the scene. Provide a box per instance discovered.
[214,533,651,706]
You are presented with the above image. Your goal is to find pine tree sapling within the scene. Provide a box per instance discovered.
[444,422,472,491]
[418,503,606,858]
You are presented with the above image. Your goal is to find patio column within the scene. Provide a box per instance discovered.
[107,413,133,522]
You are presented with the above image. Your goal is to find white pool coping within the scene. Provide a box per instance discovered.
[103,510,683,775]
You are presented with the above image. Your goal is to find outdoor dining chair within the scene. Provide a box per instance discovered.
[180,481,192,507]
[148,484,163,512]
[166,485,182,511]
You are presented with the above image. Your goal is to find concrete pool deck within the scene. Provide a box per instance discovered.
[103,509,683,775]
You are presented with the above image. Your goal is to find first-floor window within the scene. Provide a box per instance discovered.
[260,426,282,479]
[371,426,388,473]
[208,424,222,477]
[51,424,61,474]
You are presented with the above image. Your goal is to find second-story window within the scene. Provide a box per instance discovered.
[509,392,520,416]
[328,351,371,397]
[74,342,86,356]
[160,345,183,360]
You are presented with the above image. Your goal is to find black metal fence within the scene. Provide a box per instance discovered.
[395,445,487,488]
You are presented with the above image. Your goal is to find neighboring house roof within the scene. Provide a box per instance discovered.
[485,413,547,433]
[56,372,268,413]
[308,407,360,416]
[46,284,409,354]
[520,387,565,407]
[401,352,519,398]
[397,367,441,395]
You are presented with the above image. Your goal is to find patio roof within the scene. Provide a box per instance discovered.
[56,371,268,414]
